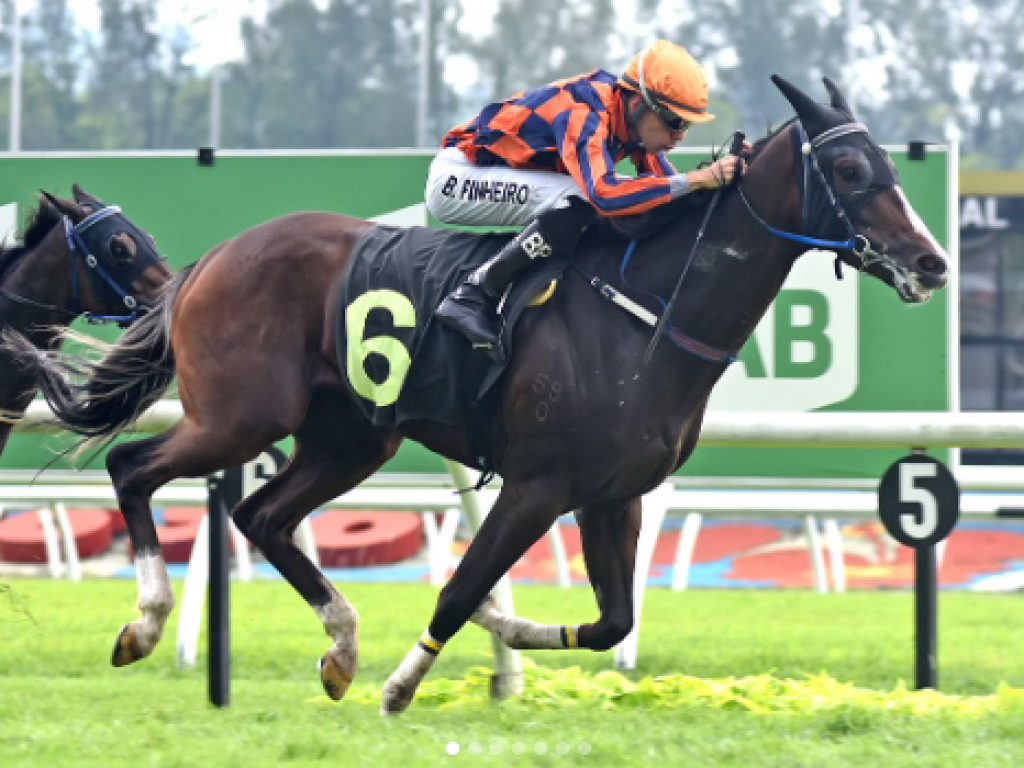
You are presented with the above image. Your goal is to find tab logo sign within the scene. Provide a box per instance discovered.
[709,253,857,412]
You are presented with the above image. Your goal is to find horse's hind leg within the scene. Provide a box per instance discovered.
[106,434,178,666]
[228,389,400,701]
[382,479,569,714]
[471,497,641,652]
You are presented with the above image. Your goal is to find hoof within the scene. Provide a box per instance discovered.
[111,623,145,667]
[380,678,415,716]
[319,652,355,701]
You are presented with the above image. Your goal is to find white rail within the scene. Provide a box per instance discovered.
[11,403,1024,673]
[18,401,1024,448]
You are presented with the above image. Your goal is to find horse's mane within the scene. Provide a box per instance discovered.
[747,118,796,163]
[594,119,798,242]
[0,199,63,281]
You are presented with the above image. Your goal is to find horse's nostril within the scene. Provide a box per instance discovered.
[916,253,947,275]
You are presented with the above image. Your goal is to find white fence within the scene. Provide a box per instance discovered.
[8,402,1024,672]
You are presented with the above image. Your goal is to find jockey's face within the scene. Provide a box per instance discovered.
[630,97,688,154]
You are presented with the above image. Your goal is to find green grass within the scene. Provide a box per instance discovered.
[2,579,1024,766]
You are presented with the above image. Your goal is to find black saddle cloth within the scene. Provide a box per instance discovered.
[337,225,566,469]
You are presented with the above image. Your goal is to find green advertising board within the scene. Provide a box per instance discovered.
[0,146,955,478]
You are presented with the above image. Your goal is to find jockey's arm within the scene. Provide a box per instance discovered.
[557,112,746,216]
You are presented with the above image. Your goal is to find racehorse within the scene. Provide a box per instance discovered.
[2,77,948,712]
[0,185,170,457]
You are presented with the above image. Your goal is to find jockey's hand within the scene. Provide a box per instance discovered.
[689,154,746,190]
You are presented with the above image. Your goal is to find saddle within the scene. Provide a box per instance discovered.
[337,225,566,470]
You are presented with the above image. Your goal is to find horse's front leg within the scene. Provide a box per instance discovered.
[470,497,641,652]
[381,479,568,714]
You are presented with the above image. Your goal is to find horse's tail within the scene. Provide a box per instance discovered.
[1,265,195,442]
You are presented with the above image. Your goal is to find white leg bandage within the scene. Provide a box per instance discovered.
[381,631,443,715]
[472,598,579,650]
[133,552,175,653]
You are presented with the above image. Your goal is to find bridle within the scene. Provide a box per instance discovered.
[734,121,891,273]
[0,205,164,326]
[0,204,166,429]
[579,122,899,367]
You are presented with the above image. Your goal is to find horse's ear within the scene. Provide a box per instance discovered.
[38,190,79,220]
[71,183,104,214]
[822,77,854,117]
[771,74,833,139]
[771,75,820,119]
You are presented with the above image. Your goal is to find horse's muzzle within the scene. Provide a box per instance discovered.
[912,250,949,290]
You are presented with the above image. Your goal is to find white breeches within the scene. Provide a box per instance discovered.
[424,147,585,228]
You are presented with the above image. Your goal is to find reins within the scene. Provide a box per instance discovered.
[640,132,746,366]
[578,119,890,368]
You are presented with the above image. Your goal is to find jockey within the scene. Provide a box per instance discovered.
[426,39,747,353]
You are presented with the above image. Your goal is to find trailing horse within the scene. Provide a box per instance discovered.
[0,185,170,457]
[2,77,947,712]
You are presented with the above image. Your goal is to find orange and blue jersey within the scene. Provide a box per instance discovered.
[442,70,679,217]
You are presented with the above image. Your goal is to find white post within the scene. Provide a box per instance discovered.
[443,459,523,698]
[823,519,846,592]
[53,503,81,582]
[671,512,703,591]
[295,517,320,569]
[176,514,210,669]
[37,507,62,578]
[548,523,571,588]
[803,515,829,594]
[614,483,670,670]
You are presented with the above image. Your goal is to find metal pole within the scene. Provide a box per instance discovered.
[207,474,230,707]
[914,545,938,689]
[845,0,860,115]
[210,65,222,149]
[10,0,22,152]
[416,0,431,147]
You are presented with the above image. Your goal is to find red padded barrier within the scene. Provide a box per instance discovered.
[311,510,424,567]
[0,508,114,563]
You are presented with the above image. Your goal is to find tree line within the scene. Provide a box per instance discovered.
[0,0,1017,169]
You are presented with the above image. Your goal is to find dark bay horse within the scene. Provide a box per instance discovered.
[3,77,948,711]
[0,185,171,457]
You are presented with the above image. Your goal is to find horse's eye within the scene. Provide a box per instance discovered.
[109,234,137,265]
[838,165,859,182]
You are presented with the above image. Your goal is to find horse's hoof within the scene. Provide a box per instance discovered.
[380,678,415,716]
[319,651,355,701]
[111,623,145,667]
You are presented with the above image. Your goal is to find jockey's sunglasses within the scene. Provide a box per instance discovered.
[652,103,690,133]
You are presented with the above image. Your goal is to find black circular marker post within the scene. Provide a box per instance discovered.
[877,453,960,690]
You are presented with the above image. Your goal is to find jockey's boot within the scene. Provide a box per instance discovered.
[435,198,595,353]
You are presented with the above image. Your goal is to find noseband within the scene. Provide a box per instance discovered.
[734,122,887,270]
[0,205,164,326]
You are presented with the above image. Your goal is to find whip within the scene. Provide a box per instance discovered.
[642,131,746,366]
